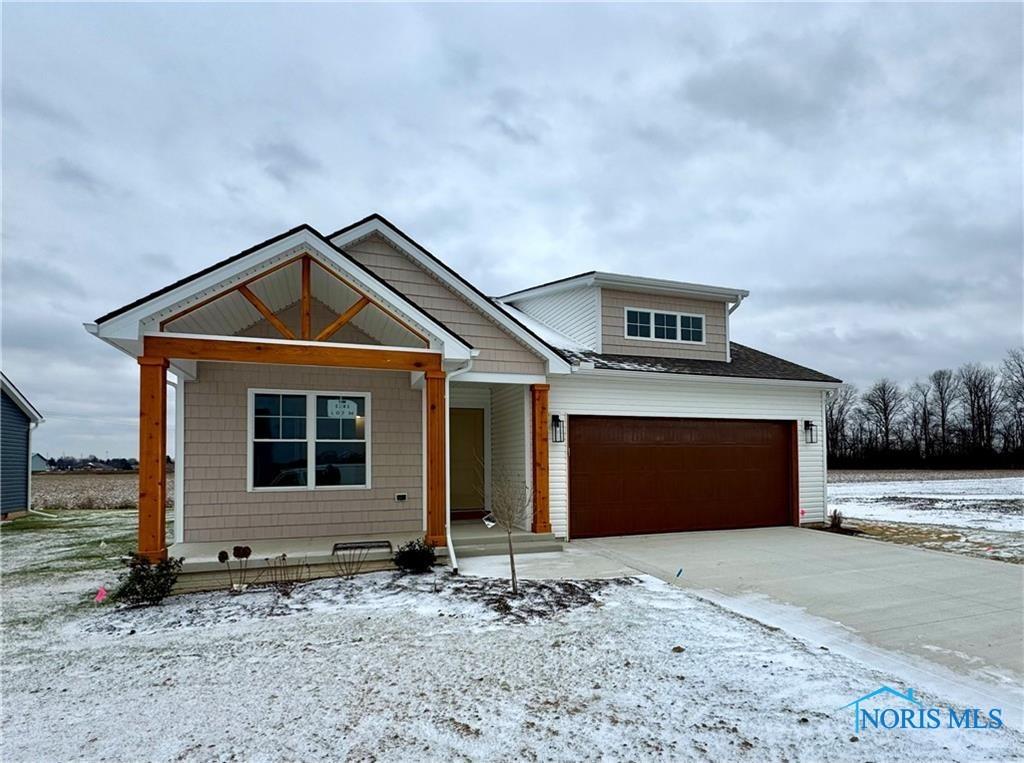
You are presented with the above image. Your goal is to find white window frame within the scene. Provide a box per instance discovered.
[623,306,706,345]
[246,388,372,492]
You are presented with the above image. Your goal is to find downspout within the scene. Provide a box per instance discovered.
[443,353,477,574]
[726,295,745,364]
[26,422,56,518]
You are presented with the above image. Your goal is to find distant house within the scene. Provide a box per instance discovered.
[31,453,50,473]
[1,373,44,519]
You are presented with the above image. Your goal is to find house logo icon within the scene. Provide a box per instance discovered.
[839,686,1003,732]
[840,686,922,733]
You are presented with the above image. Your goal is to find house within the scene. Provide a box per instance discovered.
[85,214,839,576]
[31,453,51,473]
[1,373,44,519]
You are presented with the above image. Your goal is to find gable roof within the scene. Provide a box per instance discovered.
[89,224,473,358]
[499,270,749,304]
[840,686,921,709]
[561,343,841,385]
[1,372,44,423]
[328,214,572,373]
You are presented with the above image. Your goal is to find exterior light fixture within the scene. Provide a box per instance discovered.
[551,414,565,443]
[804,420,818,444]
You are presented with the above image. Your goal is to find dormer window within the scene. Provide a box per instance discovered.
[624,307,704,344]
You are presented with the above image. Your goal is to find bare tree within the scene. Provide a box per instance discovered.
[958,363,1001,452]
[908,380,933,457]
[826,384,858,459]
[862,379,906,451]
[929,369,958,456]
[1000,348,1024,453]
[486,464,532,597]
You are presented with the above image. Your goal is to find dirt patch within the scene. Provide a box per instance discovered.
[429,575,636,623]
[844,519,1023,564]
[829,469,1022,484]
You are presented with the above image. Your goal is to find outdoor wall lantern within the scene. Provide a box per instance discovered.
[804,420,818,444]
[551,414,566,443]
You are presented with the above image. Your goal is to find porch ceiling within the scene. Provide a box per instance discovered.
[164,258,424,348]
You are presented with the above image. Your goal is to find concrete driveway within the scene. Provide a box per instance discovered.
[462,526,1024,711]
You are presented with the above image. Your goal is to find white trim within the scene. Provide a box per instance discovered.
[821,389,829,518]
[725,306,731,363]
[0,373,43,423]
[174,374,186,544]
[594,287,603,354]
[500,271,749,304]
[573,366,842,390]
[623,306,706,346]
[449,399,492,513]
[246,388,372,492]
[329,219,572,375]
[93,228,471,359]
[456,371,548,385]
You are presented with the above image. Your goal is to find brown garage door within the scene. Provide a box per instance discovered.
[569,416,795,538]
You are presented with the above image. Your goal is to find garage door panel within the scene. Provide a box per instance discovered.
[568,416,793,538]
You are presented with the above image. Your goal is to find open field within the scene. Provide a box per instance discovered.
[827,474,1023,563]
[3,509,1021,762]
[31,471,172,511]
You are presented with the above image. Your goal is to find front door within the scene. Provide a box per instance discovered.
[450,407,485,519]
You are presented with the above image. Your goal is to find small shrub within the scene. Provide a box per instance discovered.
[394,538,436,574]
[112,554,184,607]
[828,510,844,531]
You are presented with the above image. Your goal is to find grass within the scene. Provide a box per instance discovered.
[847,519,1023,564]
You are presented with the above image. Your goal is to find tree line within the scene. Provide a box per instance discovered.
[826,348,1024,469]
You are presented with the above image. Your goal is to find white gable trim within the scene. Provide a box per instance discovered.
[330,219,572,374]
[0,373,44,423]
[90,228,472,361]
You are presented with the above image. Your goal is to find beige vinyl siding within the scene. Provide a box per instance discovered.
[547,374,827,539]
[511,286,601,351]
[600,289,728,361]
[182,362,422,543]
[345,235,546,374]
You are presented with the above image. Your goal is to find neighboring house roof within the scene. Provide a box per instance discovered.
[0,373,43,423]
[561,343,842,384]
[499,270,749,304]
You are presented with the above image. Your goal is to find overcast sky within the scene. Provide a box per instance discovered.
[2,3,1021,458]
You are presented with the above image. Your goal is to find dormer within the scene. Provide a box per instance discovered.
[499,272,748,363]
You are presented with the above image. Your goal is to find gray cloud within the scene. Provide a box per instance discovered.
[1,2,1020,457]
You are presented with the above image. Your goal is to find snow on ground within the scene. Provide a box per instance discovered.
[828,476,1022,532]
[826,475,1023,562]
[3,511,1024,762]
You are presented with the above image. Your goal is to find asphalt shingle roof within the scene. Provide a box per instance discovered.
[560,342,841,384]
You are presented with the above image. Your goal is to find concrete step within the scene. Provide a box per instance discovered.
[452,533,564,558]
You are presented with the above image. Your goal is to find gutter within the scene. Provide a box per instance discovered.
[443,353,477,574]
[728,294,745,314]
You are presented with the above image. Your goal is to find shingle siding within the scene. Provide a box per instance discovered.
[345,234,546,374]
[600,288,728,361]
[182,362,423,543]
[1,391,30,514]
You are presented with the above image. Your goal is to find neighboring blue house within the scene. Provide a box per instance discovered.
[31,453,50,473]
[1,373,44,518]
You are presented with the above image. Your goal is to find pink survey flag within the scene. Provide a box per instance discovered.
[94,586,108,604]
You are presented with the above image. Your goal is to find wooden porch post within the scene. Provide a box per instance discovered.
[530,384,552,534]
[425,370,447,547]
[138,356,169,561]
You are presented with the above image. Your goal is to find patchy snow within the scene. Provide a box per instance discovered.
[4,510,1024,761]
[828,477,1023,533]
